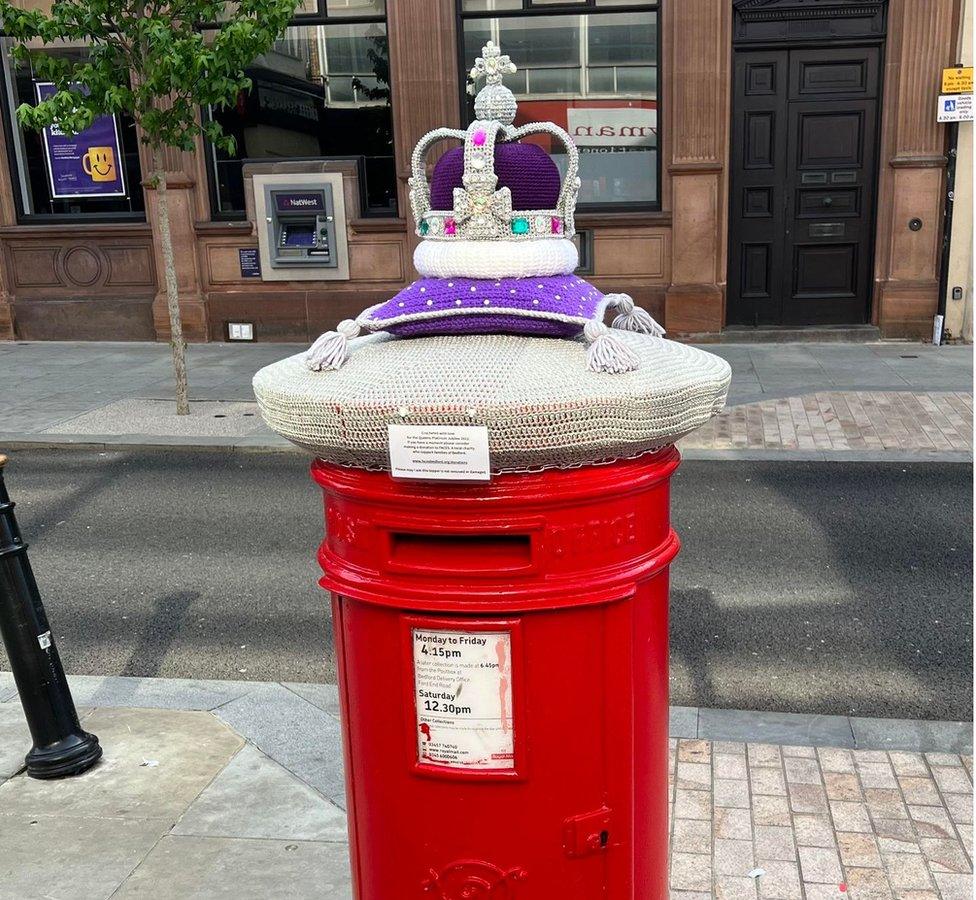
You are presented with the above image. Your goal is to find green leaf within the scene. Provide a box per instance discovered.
[0,0,301,153]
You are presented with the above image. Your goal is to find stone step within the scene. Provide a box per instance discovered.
[695,324,884,344]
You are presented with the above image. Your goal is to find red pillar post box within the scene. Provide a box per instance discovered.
[313,447,680,899]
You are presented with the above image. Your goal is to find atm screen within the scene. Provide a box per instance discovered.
[283,225,315,247]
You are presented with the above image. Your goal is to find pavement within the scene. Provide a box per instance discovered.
[0,340,971,460]
[0,672,971,899]
[0,450,969,721]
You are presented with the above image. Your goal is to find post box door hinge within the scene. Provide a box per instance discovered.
[562,807,612,858]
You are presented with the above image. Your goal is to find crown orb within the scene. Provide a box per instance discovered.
[474,84,517,126]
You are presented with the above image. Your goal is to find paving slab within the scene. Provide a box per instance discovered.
[173,743,347,842]
[669,705,699,739]
[19,673,259,711]
[215,682,347,809]
[698,708,855,748]
[0,671,16,701]
[0,813,172,900]
[851,716,974,753]
[0,703,28,778]
[45,399,268,437]
[114,835,353,899]
[0,707,242,820]
[283,681,342,719]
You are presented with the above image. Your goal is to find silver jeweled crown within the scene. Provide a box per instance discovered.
[408,41,581,243]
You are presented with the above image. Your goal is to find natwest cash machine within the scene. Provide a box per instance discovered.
[255,41,731,900]
[252,170,350,281]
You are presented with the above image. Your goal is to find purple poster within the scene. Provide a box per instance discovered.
[35,82,127,199]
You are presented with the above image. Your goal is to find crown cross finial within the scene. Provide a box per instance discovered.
[470,41,516,88]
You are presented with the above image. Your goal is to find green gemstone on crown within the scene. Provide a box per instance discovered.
[419,219,429,235]
[511,217,530,235]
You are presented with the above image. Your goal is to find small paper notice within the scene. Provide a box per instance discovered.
[413,628,514,771]
[388,424,490,481]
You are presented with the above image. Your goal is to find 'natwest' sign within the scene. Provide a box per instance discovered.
[566,107,657,148]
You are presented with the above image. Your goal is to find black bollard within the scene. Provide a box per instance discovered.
[0,454,101,778]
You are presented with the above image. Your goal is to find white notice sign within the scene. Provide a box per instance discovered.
[938,93,973,122]
[388,424,490,481]
[413,628,514,771]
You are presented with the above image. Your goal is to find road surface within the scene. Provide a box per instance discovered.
[0,449,970,720]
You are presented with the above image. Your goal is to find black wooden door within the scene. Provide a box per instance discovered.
[728,46,881,326]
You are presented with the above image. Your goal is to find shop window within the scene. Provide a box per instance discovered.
[0,40,145,220]
[209,15,396,219]
[460,3,660,209]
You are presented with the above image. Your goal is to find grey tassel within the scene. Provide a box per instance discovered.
[608,293,666,337]
[305,319,361,371]
[584,320,640,374]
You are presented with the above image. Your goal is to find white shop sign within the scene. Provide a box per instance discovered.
[566,107,657,147]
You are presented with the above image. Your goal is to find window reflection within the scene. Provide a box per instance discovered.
[211,22,396,217]
[1,39,145,218]
[462,11,659,207]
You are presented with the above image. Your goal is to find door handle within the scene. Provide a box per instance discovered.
[822,197,833,207]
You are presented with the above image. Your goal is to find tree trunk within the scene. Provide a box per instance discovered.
[151,151,189,415]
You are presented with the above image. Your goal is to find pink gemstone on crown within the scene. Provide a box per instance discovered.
[444,217,457,235]
[472,129,487,147]
[551,217,562,234]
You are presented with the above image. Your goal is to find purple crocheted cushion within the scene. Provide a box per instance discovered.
[362,276,604,338]
[392,315,578,338]
[430,143,561,211]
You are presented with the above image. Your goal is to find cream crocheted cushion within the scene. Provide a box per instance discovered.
[253,332,731,473]
[413,238,578,279]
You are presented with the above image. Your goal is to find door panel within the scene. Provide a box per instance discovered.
[728,45,880,327]
[795,108,865,168]
[793,243,858,297]
[782,96,877,325]
[745,112,777,167]
[728,50,788,326]
[790,47,880,98]
[797,187,859,217]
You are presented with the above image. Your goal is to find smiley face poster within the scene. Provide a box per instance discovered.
[35,82,127,199]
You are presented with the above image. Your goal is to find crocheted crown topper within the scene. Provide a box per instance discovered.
[408,41,581,244]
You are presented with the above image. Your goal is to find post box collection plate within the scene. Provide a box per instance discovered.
[412,626,515,772]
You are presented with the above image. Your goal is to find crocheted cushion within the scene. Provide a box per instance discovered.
[430,142,560,211]
[359,275,605,338]
[253,332,731,473]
